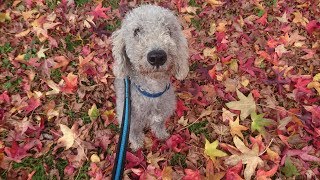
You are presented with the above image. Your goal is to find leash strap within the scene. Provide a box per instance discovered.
[133,83,170,98]
[112,77,131,180]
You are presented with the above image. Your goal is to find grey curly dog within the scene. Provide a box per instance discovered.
[111,4,189,151]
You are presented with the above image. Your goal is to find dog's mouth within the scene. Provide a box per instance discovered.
[138,64,173,75]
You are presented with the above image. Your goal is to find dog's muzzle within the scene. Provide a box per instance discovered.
[147,50,167,67]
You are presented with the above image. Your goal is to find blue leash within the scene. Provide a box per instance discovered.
[112,77,131,180]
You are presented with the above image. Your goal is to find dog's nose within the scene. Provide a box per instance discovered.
[147,50,167,67]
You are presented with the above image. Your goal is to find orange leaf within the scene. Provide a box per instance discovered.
[61,73,78,94]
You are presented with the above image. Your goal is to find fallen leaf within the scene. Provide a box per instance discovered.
[88,104,100,121]
[229,116,248,139]
[89,3,110,19]
[226,90,256,120]
[61,72,78,94]
[183,169,201,180]
[204,139,227,161]
[281,157,299,177]
[251,112,274,138]
[147,152,165,169]
[57,124,76,149]
[225,136,264,180]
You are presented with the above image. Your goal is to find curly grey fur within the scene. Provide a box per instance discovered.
[112,5,189,151]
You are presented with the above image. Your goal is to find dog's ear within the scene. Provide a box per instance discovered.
[112,29,129,78]
[174,30,189,80]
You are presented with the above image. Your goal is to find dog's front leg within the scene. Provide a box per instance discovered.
[151,116,169,140]
[129,124,144,151]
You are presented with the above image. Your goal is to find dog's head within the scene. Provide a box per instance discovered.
[111,5,189,80]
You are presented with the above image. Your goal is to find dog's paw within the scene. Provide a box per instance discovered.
[130,141,143,152]
[154,130,169,140]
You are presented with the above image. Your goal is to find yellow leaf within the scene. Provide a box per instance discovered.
[229,116,248,139]
[15,29,31,38]
[241,78,249,87]
[313,73,320,81]
[57,124,75,149]
[22,10,38,20]
[226,90,256,120]
[229,59,238,72]
[203,47,217,60]
[162,166,173,180]
[207,0,225,8]
[204,139,227,161]
[0,12,11,22]
[178,116,188,126]
[46,80,60,95]
[37,46,49,58]
[90,154,100,162]
[307,81,320,95]
[292,11,309,26]
[216,20,228,32]
[147,152,165,169]
[208,22,216,35]
[88,104,100,121]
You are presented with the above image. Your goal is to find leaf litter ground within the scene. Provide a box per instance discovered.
[0,0,319,179]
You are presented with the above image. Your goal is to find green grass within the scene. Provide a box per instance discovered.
[0,42,12,54]
[81,112,91,124]
[50,69,62,83]
[45,0,58,9]
[191,18,201,30]
[188,120,210,139]
[104,0,120,10]
[13,157,48,179]
[2,77,22,93]
[105,19,121,32]
[107,123,120,133]
[188,0,200,7]
[12,150,69,179]
[65,35,82,52]
[170,153,187,168]
[1,58,12,69]
[75,0,90,6]
[56,158,68,178]
[75,161,90,180]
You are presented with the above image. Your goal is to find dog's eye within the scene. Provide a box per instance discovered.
[134,27,141,37]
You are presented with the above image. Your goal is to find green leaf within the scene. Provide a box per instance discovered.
[251,112,273,137]
[281,157,299,177]
[88,104,100,121]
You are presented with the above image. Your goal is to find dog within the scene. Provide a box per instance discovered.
[112,4,189,151]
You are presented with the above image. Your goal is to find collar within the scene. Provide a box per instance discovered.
[133,82,170,98]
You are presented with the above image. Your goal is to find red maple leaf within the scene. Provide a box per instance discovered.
[256,164,279,180]
[61,73,78,94]
[176,100,189,117]
[4,140,36,162]
[287,146,320,162]
[165,134,186,152]
[88,163,104,179]
[0,91,10,104]
[23,97,41,114]
[293,77,313,94]
[89,3,111,20]
[226,161,243,180]
[304,105,320,123]
[256,11,268,25]
[125,150,144,168]
[183,169,201,180]
[306,20,320,35]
